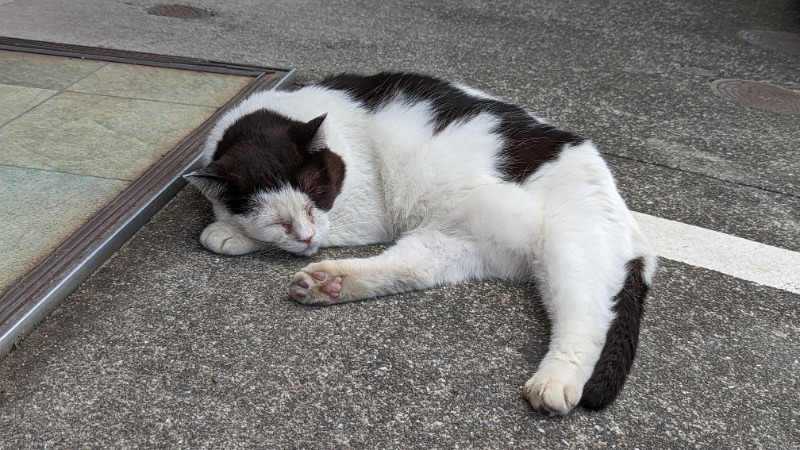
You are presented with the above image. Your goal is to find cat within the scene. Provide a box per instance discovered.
[184,72,657,416]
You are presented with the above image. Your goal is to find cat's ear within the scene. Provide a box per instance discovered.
[289,114,327,153]
[183,165,229,201]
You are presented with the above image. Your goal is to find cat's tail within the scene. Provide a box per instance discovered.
[579,254,656,409]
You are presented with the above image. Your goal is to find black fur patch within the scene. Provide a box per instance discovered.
[318,72,585,183]
[579,257,651,410]
[200,110,345,214]
[319,72,481,132]
[494,117,586,183]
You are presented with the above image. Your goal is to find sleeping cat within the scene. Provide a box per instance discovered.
[185,72,657,416]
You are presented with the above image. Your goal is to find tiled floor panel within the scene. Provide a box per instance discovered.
[0,49,252,291]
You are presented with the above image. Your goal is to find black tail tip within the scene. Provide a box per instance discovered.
[579,380,622,410]
[578,257,651,411]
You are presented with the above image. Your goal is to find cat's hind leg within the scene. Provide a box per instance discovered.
[524,252,651,415]
[522,144,654,415]
[289,229,483,305]
[523,240,629,415]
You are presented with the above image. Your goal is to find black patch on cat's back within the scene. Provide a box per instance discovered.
[495,119,586,183]
[319,72,586,183]
[318,72,494,133]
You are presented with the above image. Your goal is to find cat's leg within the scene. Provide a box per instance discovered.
[460,184,615,415]
[523,240,625,415]
[521,154,639,415]
[199,221,268,255]
[289,229,482,305]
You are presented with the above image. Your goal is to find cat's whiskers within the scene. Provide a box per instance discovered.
[307,166,326,181]
[325,221,376,233]
[328,211,380,228]
[327,216,380,230]
[326,217,379,230]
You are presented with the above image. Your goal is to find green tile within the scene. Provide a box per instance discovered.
[0,84,57,126]
[0,165,127,291]
[0,91,215,180]
[68,62,253,107]
[0,49,106,90]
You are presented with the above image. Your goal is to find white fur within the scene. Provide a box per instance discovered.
[199,83,657,416]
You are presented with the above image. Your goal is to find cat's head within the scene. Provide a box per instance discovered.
[185,110,345,256]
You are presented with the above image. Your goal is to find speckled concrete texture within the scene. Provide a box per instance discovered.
[1,0,799,448]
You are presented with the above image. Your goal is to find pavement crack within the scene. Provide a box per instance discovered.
[604,153,799,200]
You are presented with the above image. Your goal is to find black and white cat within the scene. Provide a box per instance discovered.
[185,72,657,416]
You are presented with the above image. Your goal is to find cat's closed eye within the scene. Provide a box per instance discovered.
[272,222,292,233]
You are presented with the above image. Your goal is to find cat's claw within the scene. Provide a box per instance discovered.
[290,269,344,305]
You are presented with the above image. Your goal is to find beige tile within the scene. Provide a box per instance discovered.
[0,49,106,89]
[0,165,127,291]
[68,62,253,107]
[0,83,57,125]
[0,91,215,180]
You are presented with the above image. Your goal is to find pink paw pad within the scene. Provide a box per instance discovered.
[312,271,343,298]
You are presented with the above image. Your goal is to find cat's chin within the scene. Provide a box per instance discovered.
[287,243,321,257]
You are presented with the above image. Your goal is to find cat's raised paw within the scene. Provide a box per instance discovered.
[524,363,584,416]
[290,268,345,305]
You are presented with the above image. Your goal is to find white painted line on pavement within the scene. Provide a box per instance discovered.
[633,212,800,294]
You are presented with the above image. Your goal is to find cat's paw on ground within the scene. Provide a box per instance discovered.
[524,361,584,416]
[200,221,264,255]
[290,268,345,305]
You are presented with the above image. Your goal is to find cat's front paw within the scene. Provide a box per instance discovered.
[290,267,345,306]
[200,221,264,255]
[290,260,377,305]
[524,360,585,416]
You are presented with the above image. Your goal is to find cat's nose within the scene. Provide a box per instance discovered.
[298,236,314,246]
